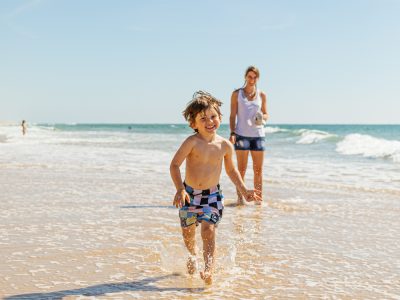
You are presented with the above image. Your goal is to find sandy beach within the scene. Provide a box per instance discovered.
[2,0,400,297]
[1,124,400,299]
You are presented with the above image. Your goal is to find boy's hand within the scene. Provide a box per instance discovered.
[243,190,262,202]
[173,189,190,208]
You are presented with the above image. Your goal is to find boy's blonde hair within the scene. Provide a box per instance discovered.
[182,91,223,131]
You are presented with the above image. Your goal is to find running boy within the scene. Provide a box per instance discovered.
[170,91,261,285]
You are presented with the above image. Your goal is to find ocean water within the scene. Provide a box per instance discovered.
[1,123,399,299]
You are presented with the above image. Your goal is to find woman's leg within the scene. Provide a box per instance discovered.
[235,150,249,205]
[250,150,264,201]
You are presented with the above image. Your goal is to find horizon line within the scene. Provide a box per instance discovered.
[2,121,400,126]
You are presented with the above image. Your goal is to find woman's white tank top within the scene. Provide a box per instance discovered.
[235,88,265,137]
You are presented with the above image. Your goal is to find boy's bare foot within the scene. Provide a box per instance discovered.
[200,269,213,285]
[187,255,197,275]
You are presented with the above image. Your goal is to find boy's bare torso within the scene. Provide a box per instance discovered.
[184,134,228,189]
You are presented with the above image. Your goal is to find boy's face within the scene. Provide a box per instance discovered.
[191,107,221,135]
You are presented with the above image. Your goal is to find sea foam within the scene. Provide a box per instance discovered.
[336,134,400,162]
[264,126,287,134]
[0,134,7,143]
[296,129,336,144]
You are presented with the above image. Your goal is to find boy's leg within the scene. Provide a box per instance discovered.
[182,224,197,274]
[251,150,264,201]
[200,221,216,285]
[235,150,249,205]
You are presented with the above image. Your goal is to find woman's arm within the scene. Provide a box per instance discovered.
[260,91,269,122]
[229,91,239,144]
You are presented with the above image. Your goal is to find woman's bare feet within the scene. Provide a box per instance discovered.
[236,188,246,206]
[200,268,213,285]
[186,255,197,275]
[255,192,263,205]
[237,198,245,206]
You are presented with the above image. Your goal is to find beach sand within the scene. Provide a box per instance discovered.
[1,163,400,299]
[1,123,400,299]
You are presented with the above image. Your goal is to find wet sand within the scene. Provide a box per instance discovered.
[1,164,400,299]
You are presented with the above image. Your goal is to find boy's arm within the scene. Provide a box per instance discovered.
[223,141,261,202]
[170,137,194,207]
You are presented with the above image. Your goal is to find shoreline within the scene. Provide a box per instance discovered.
[1,165,399,298]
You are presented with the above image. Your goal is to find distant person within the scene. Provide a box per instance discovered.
[229,66,269,205]
[21,120,27,135]
[170,91,261,285]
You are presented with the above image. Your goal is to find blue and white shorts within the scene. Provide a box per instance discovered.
[234,134,266,151]
[179,183,224,227]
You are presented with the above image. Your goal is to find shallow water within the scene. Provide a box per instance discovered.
[1,124,400,299]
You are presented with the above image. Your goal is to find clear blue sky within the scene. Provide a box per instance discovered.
[1,0,399,124]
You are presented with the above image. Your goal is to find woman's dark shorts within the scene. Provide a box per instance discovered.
[234,134,266,151]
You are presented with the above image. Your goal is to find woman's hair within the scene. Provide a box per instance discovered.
[182,91,223,131]
[244,65,260,78]
[235,65,260,91]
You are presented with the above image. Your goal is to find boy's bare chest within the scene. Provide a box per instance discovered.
[190,143,224,164]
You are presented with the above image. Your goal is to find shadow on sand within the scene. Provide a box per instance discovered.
[5,273,204,300]
[120,205,175,209]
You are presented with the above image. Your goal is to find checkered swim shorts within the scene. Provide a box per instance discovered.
[179,182,224,227]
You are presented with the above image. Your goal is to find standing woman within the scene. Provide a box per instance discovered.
[229,66,268,205]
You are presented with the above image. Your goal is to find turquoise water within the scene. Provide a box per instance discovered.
[35,123,400,163]
[1,123,399,298]
[1,123,399,194]
[37,123,400,140]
